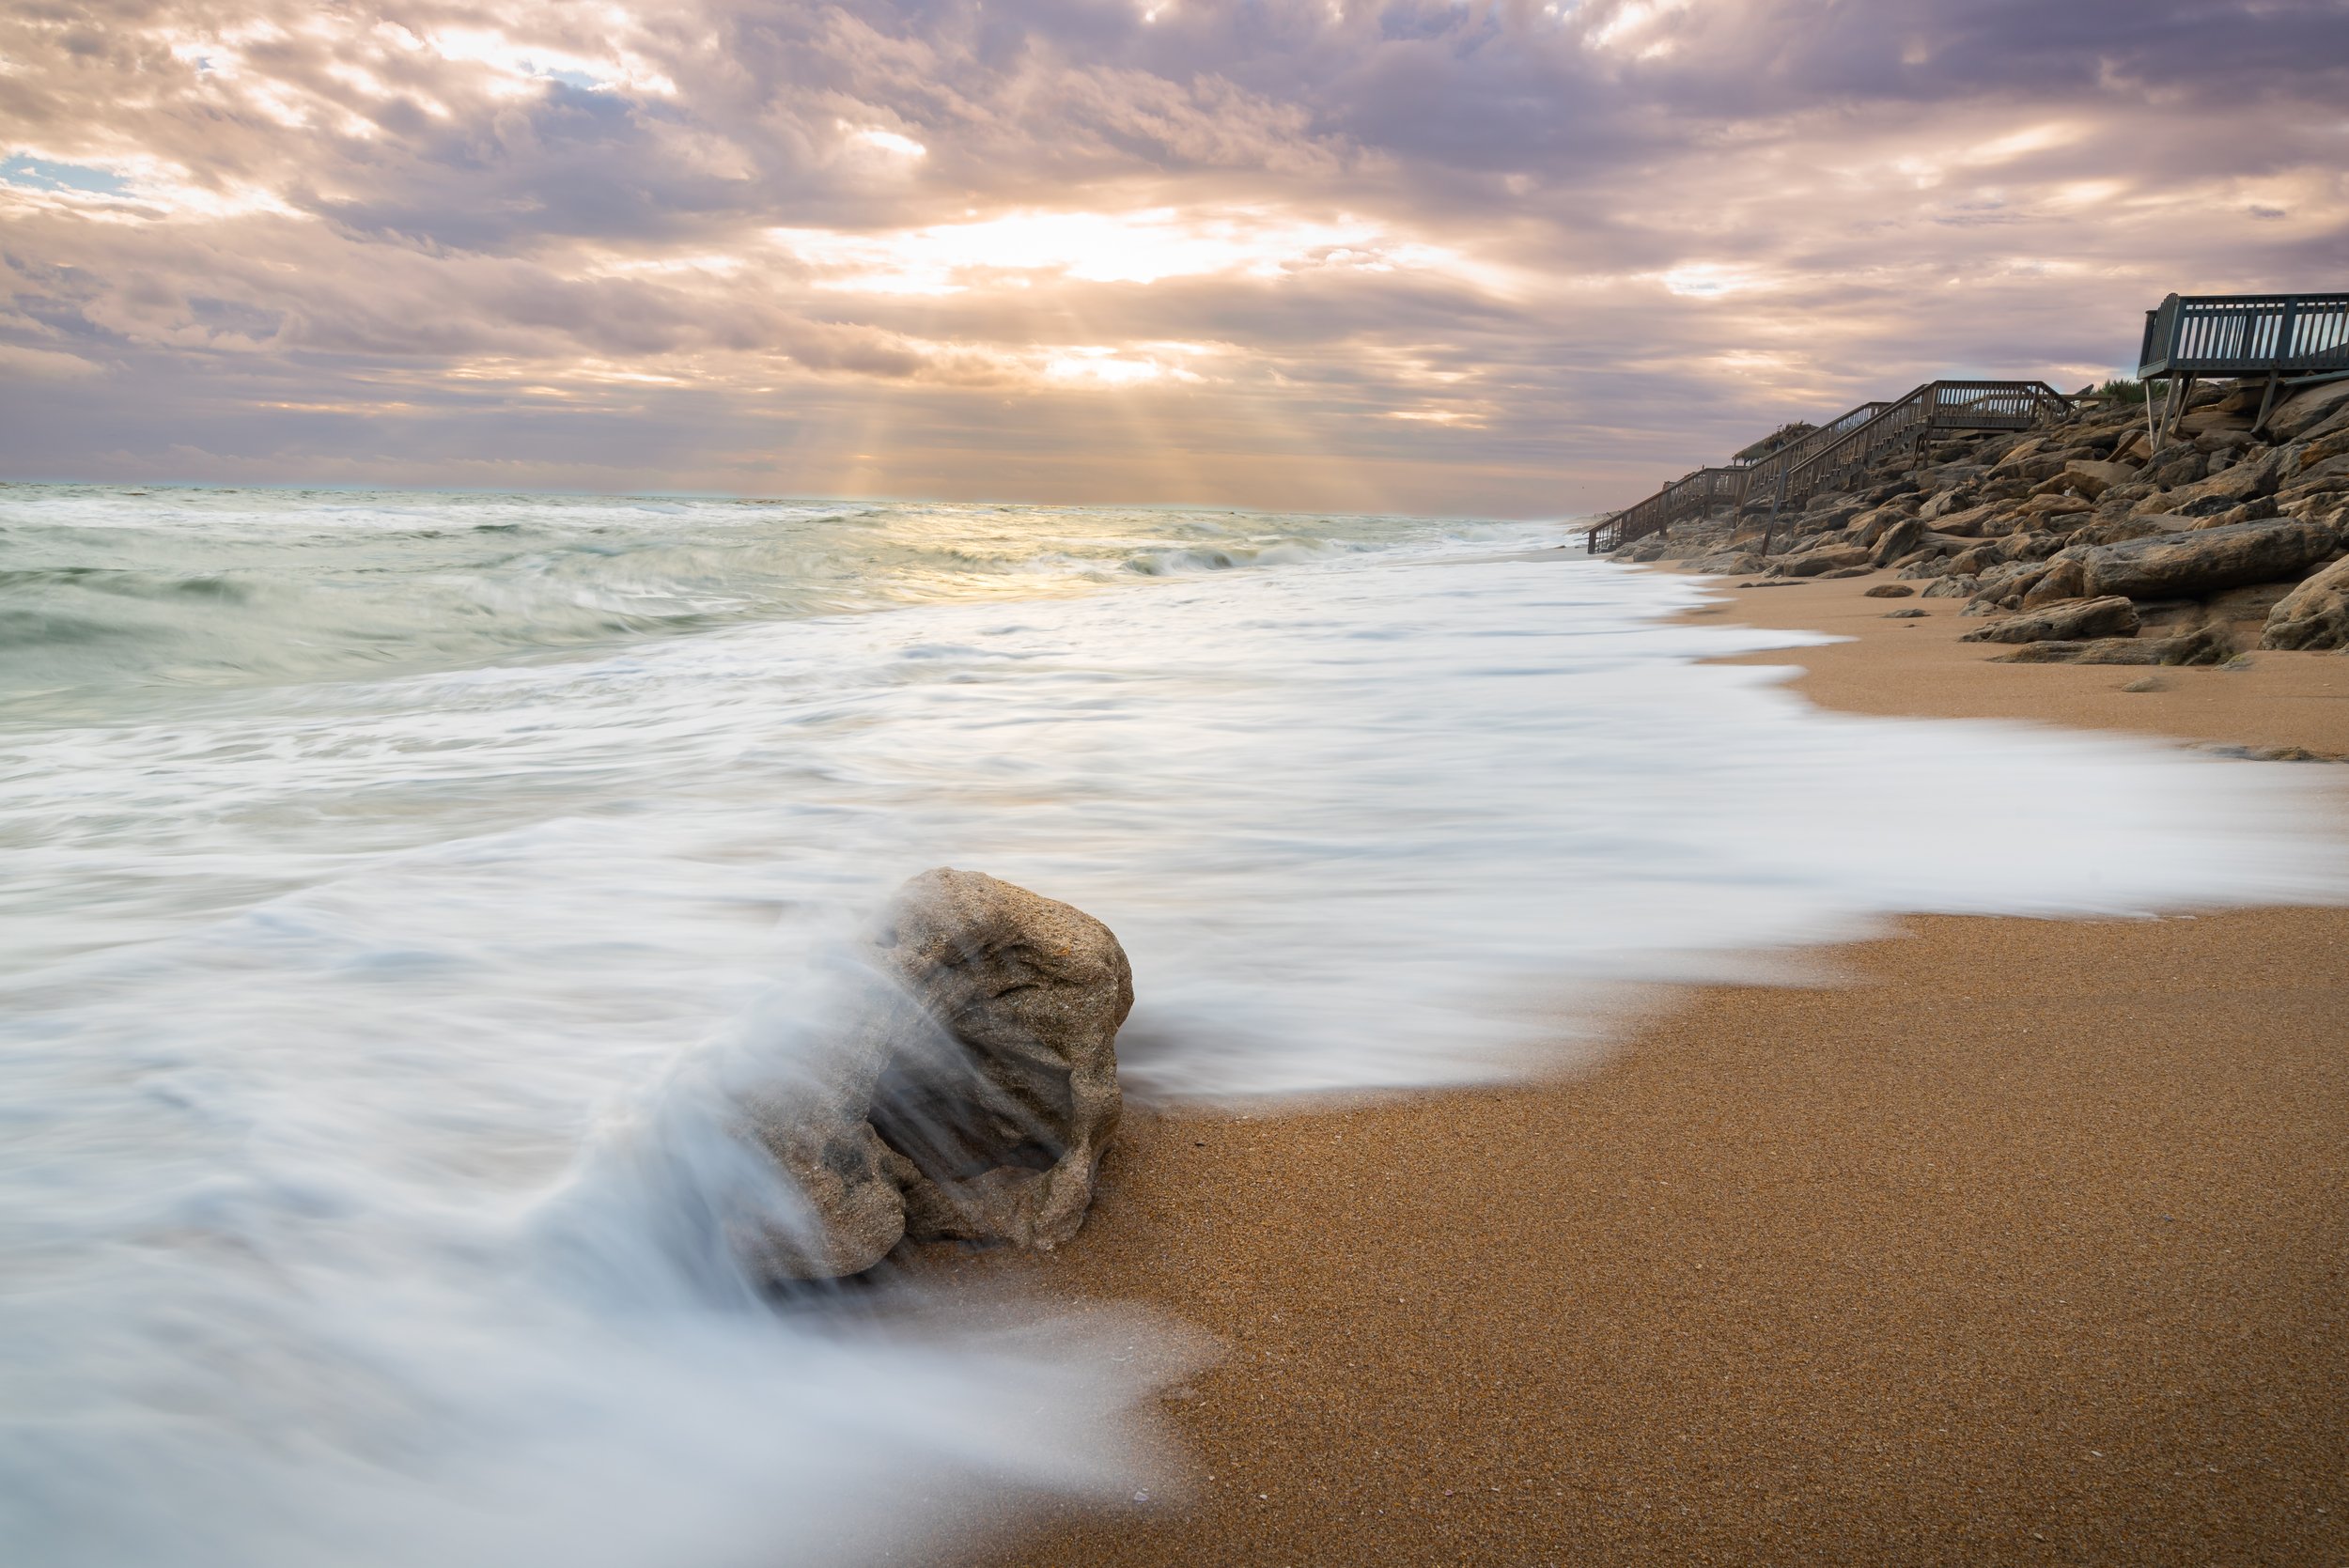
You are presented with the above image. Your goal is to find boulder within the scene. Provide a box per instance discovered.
[2260,556,2349,651]
[2187,498,2281,531]
[2142,458,2280,519]
[2266,378,2349,442]
[2019,493,2093,521]
[2295,428,2349,474]
[1862,582,1916,598]
[2080,519,2340,601]
[745,869,1132,1278]
[1928,505,2003,538]
[1991,437,2049,472]
[2146,448,2208,489]
[2279,453,2349,505]
[2019,557,2087,608]
[2176,407,2251,439]
[1774,544,1874,578]
[2055,458,2139,501]
[1869,517,1924,567]
[1959,596,2139,644]
[1991,627,2231,666]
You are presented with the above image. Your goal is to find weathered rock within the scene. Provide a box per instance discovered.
[2148,457,2280,519]
[1927,505,2003,538]
[1884,607,1928,619]
[1685,551,1765,576]
[2266,378,2349,442]
[2261,556,2349,651]
[2054,458,2139,501]
[2279,454,2349,505]
[2019,557,2087,608]
[1959,596,2139,644]
[2146,448,2208,489]
[1991,627,2231,666]
[1992,437,2050,472]
[2080,519,2340,601]
[745,869,1132,1278]
[2078,514,2193,547]
[1869,517,1924,567]
[867,869,1130,1251]
[1920,574,1979,598]
[2296,428,2349,474]
[2176,407,2251,439]
[1862,582,1916,598]
[1818,565,1875,579]
[1774,544,1874,578]
[2188,498,2281,531]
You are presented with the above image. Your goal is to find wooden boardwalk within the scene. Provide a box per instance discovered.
[1586,380,2073,553]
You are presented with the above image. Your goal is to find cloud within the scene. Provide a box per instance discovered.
[1,0,2345,514]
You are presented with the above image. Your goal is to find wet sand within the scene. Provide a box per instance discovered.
[958,567,2349,1568]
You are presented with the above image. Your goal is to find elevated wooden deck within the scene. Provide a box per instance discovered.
[2138,291,2349,448]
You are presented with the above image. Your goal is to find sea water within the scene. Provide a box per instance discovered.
[4,483,2344,1566]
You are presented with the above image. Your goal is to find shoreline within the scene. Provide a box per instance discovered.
[955,563,2349,1568]
[1672,569,2349,756]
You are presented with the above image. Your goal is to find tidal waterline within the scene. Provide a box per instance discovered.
[4,484,2344,1566]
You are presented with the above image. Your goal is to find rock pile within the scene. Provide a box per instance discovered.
[743,868,1131,1280]
[1615,377,2349,660]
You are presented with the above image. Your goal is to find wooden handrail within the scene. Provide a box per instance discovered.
[1586,380,2072,552]
[2139,292,2349,380]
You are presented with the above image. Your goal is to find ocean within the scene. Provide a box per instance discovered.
[4,482,2344,1566]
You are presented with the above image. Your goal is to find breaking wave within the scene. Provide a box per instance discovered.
[2,481,2343,1567]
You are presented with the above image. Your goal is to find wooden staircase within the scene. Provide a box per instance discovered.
[1585,380,2074,553]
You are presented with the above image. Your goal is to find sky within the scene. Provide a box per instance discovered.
[2,0,2345,516]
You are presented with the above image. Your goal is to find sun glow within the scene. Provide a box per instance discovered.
[767,208,1482,295]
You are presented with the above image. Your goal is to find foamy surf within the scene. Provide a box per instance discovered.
[3,485,2345,1565]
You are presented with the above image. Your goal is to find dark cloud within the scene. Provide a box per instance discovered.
[1,0,2344,514]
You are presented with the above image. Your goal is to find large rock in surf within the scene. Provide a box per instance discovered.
[744,869,1130,1279]
[2260,556,2349,651]
[2079,519,2338,601]
[865,869,1130,1252]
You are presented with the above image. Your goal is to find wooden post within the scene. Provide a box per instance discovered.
[2253,369,2281,434]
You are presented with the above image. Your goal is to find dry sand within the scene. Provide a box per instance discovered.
[950,567,2349,1568]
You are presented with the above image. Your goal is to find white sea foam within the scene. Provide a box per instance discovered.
[2,490,2344,1566]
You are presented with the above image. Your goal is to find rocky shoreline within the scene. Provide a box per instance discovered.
[1610,376,2349,662]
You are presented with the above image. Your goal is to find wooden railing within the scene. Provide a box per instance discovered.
[1585,400,1878,552]
[2137,290,2349,447]
[1586,380,2071,552]
[1733,400,1890,505]
[1773,380,2073,506]
[2139,292,2349,380]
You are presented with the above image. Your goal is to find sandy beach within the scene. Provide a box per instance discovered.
[957,567,2349,1567]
